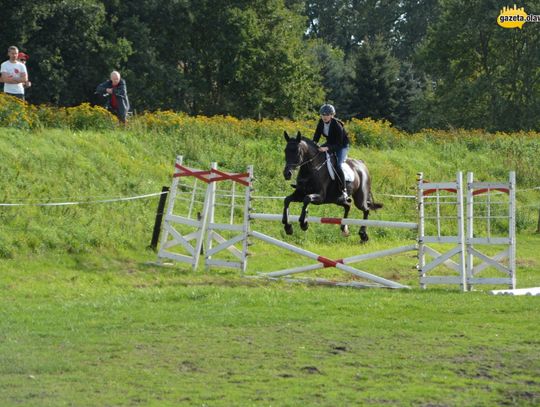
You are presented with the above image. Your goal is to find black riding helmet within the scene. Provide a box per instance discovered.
[319,104,336,116]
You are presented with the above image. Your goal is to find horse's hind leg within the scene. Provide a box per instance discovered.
[359,209,370,243]
[351,177,370,243]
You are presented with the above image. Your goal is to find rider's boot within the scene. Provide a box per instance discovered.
[336,167,352,204]
[338,187,352,204]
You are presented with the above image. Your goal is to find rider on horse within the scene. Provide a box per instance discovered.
[313,104,351,204]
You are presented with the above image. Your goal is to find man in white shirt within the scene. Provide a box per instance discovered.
[1,46,28,100]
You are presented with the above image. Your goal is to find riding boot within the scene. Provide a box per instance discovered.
[336,166,351,204]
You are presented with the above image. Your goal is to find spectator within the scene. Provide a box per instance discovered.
[96,71,130,123]
[1,46,28,100]
[17,52,31,89]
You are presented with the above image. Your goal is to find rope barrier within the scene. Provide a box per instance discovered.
[1,185,539,208]
[0,191,167,207]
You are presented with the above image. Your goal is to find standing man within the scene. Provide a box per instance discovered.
[17,51,31,89]
[96,71,130,123]
[1,46,28,100]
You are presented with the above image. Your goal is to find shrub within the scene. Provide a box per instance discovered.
[0,93,38,130]
[348,118,404,148]
[35,104,68,129]
[66,103,117,131]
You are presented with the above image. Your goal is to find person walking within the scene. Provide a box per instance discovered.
[96,71,130,123]
[1,46,28,100]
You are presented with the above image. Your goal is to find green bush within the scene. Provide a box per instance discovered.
[66,103,117,131]
[0,93,38,130]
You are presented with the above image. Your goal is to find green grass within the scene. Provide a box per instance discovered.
[1,249,539,406]
[1,126,540,405]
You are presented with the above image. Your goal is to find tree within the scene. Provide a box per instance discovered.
[347,36,400,121]
[417,0,540,131]
[392,0,440,60]
[307,40,354,110]
[102,0,192,111]
[0,0,131,106]
[105,0,323,118]
[181,0,322,118]
[305,0,404,55]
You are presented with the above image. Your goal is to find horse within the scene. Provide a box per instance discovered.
[282,131,383,242]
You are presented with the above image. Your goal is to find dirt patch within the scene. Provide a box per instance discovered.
[301,365,322,374]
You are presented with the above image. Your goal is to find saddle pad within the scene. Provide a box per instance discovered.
[326,152,354,182]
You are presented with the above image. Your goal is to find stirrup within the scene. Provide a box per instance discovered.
[337,191,352,204]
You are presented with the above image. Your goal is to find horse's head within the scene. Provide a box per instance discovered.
[283,131,305,180]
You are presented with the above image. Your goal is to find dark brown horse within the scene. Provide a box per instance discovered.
[282,131,382,242]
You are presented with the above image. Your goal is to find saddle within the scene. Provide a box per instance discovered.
[325,153,354,182]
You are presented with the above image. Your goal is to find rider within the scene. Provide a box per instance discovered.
[313,104,351,204]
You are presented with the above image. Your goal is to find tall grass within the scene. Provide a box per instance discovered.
[0,105,539,258]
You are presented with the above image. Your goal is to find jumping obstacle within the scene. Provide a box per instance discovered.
[417,171,516,291]
[157,157,517,291]
[249,216,416,289]
[157,156,252,271]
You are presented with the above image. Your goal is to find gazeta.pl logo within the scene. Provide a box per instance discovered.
[497,4,540,28]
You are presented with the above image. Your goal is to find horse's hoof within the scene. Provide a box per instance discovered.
[284,224,293,235]
[360,233,369,243]
[342,230,350,237]
[300,222,309,231]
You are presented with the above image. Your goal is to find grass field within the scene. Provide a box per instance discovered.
[1,242,539,406]
[1,124,540,405]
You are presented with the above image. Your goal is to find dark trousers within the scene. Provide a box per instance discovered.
[5,92,25,101]
[335,146,349,190]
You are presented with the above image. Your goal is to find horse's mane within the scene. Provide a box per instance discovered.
[299,136,319,151]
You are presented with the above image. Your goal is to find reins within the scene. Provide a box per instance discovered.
[298,146,344,183]
[294,144,327,171]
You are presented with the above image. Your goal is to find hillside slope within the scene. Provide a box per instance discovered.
[0,124,539,258]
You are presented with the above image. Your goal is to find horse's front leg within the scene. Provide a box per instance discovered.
[299,194,323,231]
[282,193,301,235]
[341,203,351,237]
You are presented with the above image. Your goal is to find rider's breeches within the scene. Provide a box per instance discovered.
[335,146,349,189]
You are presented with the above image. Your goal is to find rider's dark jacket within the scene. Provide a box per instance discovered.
[313,117,350,153]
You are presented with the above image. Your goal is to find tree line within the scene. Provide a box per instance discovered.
[1,0,538,131]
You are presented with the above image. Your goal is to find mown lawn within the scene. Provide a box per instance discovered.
[1,239,539,406]
[1,126,539,405]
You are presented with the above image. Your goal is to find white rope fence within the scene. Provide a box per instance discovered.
[0,183,539,208]
[0,191,167,207]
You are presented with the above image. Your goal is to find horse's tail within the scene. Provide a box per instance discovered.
[369,191,383,211]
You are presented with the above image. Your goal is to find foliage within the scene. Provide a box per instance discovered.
[418,0,540,131]
[0,94,38,130]
[1,0,132,106]
[101,0,324,118]
[0,113,539,259]
[65,103,117,131]
[0,95,118,130]
[1,0,538,131]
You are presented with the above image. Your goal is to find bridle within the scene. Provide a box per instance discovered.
[286,141,327,172]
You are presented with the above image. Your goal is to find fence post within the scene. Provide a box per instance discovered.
[150,186,170,251]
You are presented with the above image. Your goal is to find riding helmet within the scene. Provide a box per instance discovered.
[319,104,336,116]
